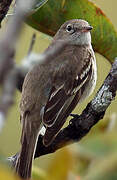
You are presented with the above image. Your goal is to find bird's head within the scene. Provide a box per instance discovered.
[54,19,93,46]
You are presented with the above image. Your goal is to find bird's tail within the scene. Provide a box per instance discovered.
[15,121,39,179]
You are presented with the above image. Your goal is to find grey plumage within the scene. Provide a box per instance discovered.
[15,19,97,179]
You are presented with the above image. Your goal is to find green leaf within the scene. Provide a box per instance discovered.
[27,0,117,63]
[32,166,47,180]
[74,131,117,178]
[79,132,117,158]
[83,152,117,180]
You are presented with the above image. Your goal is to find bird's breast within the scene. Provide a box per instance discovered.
[78,51,97,103]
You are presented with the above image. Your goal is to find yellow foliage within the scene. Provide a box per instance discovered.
[46,148,73,180]
[0,165,20,180]
[32,148,74,180]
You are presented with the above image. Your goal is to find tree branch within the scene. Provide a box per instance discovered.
[8,58,117,166]
[34,58,117,157]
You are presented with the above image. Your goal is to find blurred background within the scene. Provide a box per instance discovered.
[0,0,117,179]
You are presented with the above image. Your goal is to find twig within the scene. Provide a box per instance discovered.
[27,33,36,56]
[0,69,18,129]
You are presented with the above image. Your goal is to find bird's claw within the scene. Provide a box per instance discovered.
[69,113,79,125]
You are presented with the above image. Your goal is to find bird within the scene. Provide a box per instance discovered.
[15,19,97,179]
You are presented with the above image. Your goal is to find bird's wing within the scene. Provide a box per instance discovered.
[42,72,73,127]
[43,90,80,146]
[43,87,69,126]
[43,73,92,146]
[43,50,94,146]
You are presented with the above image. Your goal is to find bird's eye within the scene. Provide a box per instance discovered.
[66,24,73,32]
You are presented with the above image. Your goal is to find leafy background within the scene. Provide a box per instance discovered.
[0,0,117,179]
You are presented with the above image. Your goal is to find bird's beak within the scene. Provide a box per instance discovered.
[86,26,93,31]
[81,26,93,32]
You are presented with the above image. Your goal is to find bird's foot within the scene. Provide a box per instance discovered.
[69,113,80,125]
